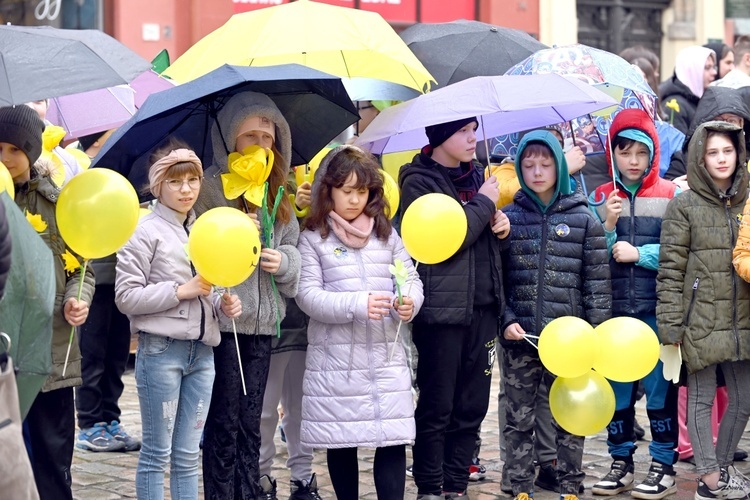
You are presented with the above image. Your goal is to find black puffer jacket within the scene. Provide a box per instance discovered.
[500,132,612,351]
[398,148,506,326]
[659,75,700,136]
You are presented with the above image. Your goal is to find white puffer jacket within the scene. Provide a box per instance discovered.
[296,226,423,449]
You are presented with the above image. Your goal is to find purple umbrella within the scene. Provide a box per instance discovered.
[355,74,618,154]
[46,71,176,140]
[130,70,176,108]
[47,85,136,141]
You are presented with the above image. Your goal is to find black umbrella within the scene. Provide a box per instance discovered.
[400,20,548,90]
[0,24,151,106]
[91,64,360,199]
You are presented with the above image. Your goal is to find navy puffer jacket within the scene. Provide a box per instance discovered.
[501,132,612,351]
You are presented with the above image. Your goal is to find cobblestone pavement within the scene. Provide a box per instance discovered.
[72,362,750,499]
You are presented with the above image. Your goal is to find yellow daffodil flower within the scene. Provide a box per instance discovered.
[25,210,47,232]
[62,249,81,275]
[221,145,274,206]
[665,99,680,112]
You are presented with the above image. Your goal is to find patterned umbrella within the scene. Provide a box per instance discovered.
[494,44,656,158]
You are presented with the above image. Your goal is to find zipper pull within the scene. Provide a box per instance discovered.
[693,278,699,289]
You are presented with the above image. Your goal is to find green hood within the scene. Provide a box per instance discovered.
[515,130,571,212]
[686,120,748,205]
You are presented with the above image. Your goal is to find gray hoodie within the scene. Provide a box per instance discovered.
[194,91,301,336]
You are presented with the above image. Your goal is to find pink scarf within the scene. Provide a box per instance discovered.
[328,211,374,249]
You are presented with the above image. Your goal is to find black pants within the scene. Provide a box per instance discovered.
[412,306,497,495]
[75,284,131,428]
[24,387,75,500]
[203,333,272,500]
[327,445,406,500]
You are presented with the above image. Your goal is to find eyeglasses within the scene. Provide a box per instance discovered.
[164,177,203,191]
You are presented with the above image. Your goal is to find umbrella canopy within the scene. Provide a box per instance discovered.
[502,43,657,155]
[162,0,434,101]
[92,64,359,197]
[47,86,136,141]
[46,71,176,141]
[131,70,176,108]
[355,74,618,155]
[0,24,150,106]
[0,194,54,419]
[400,20,548,90]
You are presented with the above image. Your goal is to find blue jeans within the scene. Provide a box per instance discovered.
[135,334,215,500]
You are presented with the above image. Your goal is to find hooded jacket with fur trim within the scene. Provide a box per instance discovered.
[194,91,301,336]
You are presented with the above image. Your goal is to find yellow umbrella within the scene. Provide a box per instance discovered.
[163,0,434,100]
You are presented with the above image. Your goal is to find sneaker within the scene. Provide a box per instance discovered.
[416,495,443,500]
[561,496,580,500]
[469,458,486,481]
[514,494,533,500]
[735,449,749,462]
[720,467,750,499]
[592,460,635,496]
[407,464,414,478]
[631,462,677,500]
[259,474,278,500]
[76,422,126,452]
[106,420,141,451]
[289,473,322,500]
[695,478,726,500]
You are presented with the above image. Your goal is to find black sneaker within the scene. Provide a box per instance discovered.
[735,449,749,462]
[695,479,725,500]
[534,461,586,494]
[592,460,635,496]
[289,473,322,500]
[631,462,677,500]
[259,474,278,500]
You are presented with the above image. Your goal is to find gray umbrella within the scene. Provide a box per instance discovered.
[0,24,150,106]
[400,20,548,90]
[0,194,54,419]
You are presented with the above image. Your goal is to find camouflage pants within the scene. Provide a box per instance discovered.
[502,349,585,495]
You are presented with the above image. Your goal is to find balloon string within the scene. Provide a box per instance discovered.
[62,258,88,377]
[523,335,539,350]
[389,261,419,362]
[229,286,247,396]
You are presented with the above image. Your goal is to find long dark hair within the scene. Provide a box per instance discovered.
[304,147,391,241]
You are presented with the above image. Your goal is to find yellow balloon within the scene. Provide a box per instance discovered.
[401,193,468,264]
[294,147,330,187]
[592,317,660,382]
[56,169,140,259]
[188,207,261,288]
[381,149,418,182]
[380,170,400,220]
[549,370,616,436]
[0,162,14,200]
[539,316,599,378]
